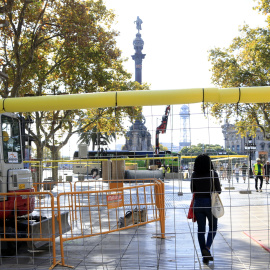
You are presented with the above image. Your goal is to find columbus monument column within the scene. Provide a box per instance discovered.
[122,17,152,152]
[132,16,146,84]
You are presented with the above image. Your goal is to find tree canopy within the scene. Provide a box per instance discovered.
[180,144,236,156]
[0,0,149,180]
[153,143,168,152]
[207,1,270,138]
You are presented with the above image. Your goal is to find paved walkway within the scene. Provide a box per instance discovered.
[1,176,270,269]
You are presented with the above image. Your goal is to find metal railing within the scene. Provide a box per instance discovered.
[56,178,165,267]
[0,191,59,269]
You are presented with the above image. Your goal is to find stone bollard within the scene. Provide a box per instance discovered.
[43,179,55,190]
[78,175,85,181]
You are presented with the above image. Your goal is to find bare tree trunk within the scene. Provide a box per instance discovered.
[51,147,59,182]
[36,144,43,191]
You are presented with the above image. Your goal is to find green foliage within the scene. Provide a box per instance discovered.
[180,144,236,156]
[31,146,60,160]
[254,0,270,15]
[153,143,168,151]
[160,144,168,151]
[77,125,116,150]
[207,2,270,139]
[0,0,149,165]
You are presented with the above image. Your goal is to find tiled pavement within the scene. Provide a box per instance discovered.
[1,176,270,270]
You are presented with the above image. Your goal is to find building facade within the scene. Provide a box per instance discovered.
[222,122,270,161]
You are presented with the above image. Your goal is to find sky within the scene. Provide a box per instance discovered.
[63,0,268,156]
[101,0,268,150]
[105,0,266,89]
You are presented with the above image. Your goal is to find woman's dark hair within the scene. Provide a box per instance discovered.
[193,154,214,174]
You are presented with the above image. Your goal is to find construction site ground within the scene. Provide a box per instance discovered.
[1,174,270,270]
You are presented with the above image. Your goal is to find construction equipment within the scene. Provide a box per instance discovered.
[155,105,170,167]
[0,113,70,255]
[118,208,147,228]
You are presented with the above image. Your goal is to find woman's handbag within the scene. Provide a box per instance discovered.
[211,171,224,218]
[187,193,196,222]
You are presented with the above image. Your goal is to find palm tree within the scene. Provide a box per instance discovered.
[77,126,116,151]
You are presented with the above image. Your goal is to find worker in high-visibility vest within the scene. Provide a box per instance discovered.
[253,158,264,192]
[166,166,170,173]
[161,164,166,178]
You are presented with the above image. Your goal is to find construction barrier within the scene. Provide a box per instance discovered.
[0,179,165,269]
[74,179,108,193]
[73,178,161,220]
[39,156,179,175]
[33,181,73,193]
[0,192,59,269]
[33,181,75,225]
[56,178,165,267]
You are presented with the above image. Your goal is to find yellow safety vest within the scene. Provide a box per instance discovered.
[254,163,263,175]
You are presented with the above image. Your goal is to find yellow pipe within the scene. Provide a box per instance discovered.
[117,88,205,106]
[27,156,246,168]
[1,92,116,113]
[1,86,270,113]
[39,156,245,164]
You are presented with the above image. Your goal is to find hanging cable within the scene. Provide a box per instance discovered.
[236,87,241,117]
[202,88,206,116]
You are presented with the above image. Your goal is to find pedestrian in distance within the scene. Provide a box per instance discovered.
[241,162,248,183]
[264,160,270,184]
[222,163,227,180]
[253,158,264,192]
[234,163,240,183]
[190,154,222,264]
[227,163,232,183]
[219,163,224,180]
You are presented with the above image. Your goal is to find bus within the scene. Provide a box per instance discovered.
[73,149,179,174]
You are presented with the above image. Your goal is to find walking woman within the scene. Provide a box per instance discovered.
[190,154,222,264]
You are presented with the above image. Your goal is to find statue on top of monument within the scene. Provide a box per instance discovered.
[134,16,143,31]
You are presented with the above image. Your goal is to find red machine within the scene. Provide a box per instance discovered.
[155,105,170,161]
[0,113,35,218]
[0,113,69,255]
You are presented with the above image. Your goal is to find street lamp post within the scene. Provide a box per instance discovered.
[244,137,256,178]
[241,136,256,194]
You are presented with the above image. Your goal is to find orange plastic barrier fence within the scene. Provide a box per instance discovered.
[33,181,73,193]
[74,179,109,193]
[56,178,165,267]
[73,178,160,220]
[33,181,75,225]
[0,191,59,269]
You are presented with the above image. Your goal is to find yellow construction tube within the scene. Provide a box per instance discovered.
[1,86,270,113]
[219,87,270,104]
[1,92,116,113]
[117,88,207,106]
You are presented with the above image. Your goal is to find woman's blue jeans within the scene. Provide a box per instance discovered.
[194,197,218,255]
